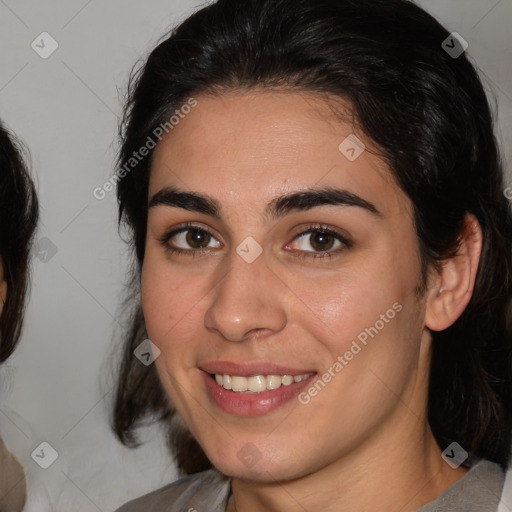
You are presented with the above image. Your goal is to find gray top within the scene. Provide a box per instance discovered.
[115,459,505,512]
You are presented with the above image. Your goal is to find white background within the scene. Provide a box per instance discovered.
[0,1,511,510]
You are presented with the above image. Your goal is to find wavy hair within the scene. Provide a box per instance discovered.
[0,121,39,362]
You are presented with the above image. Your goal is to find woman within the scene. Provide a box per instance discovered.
[0,122,39,511]
[113,0,512,510]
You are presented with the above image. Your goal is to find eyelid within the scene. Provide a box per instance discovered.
[158,222,352,257]
[158,221,220,242]
[288,223,352,246]
[284,223,352,259]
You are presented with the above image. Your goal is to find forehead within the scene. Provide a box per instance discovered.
[149,90,412,221]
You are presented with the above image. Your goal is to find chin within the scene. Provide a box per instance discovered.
[206,445,309,482]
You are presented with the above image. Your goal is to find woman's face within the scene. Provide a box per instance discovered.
[142,91,433,480]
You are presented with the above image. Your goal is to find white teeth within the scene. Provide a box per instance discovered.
[248,375,267,392]
[282,375,294,386]
[266,375,282,390]
[214,373,312,393]
[231,376,247,392]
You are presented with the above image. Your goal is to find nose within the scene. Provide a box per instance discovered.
[203,246,287,343]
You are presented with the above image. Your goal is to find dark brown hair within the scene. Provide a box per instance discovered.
[112,0,512,473]
[0,121,39,362]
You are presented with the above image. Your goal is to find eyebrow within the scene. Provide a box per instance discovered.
[148,186,382,220]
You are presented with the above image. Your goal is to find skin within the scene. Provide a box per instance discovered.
[141,90,482,512]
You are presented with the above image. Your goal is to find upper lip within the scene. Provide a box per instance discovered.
[199,361,316,377]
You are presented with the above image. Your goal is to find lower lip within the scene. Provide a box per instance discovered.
[201,371,316,417]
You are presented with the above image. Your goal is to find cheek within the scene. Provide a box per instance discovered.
[141,256,199,409]
[291,253,416,355]
[140,248,217,373]
[295,251,424,411]
[141,253,194,347]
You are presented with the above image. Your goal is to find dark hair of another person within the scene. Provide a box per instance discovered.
[112,0,512,473]
[0,122,39,362]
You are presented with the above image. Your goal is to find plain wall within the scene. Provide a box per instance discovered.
[0,1,511,510]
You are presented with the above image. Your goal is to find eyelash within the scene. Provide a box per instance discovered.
[158,222,352,260]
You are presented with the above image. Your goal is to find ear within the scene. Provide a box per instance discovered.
[424,213,482,332]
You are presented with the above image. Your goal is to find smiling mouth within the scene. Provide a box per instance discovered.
[210,372,314,393]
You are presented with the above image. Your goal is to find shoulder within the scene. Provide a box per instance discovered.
[416,459,506,512]
[114,469,231,512]
[451,459,505,497]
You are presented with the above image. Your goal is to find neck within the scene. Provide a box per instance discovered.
[228,411,467,512]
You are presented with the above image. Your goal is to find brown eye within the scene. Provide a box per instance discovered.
[289,227,347,256]
[160,224,222,255]
[285,224,353,261]
[309,232,336,252]
[185,228,212,249]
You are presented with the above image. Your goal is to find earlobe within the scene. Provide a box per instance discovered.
[425,214,483,332]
